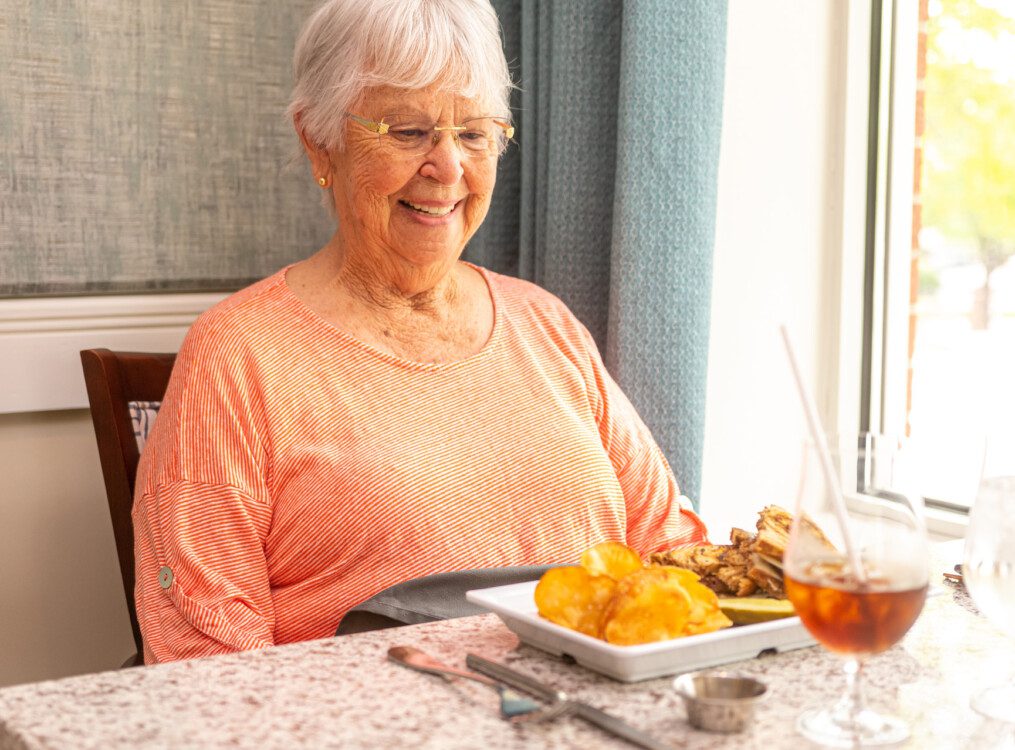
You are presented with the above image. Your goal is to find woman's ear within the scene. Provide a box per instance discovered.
[294,111,332,183]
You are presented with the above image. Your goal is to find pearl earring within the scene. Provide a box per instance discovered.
[317,176,329,188]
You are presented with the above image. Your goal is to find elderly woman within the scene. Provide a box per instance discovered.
[133,0,707,663]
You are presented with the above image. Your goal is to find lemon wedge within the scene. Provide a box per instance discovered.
[718,597,796,625]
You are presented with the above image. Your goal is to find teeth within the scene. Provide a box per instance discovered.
[405,200,455,216]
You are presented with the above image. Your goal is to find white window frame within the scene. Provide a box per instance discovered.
[865,0,918,442]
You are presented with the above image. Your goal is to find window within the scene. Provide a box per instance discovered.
[867,0,1015,510]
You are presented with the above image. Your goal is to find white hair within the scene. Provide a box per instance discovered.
[288,0,514,152]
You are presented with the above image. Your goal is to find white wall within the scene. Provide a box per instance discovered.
[0,410,136,685]
[700,0,862,540]
[0,1,859,687]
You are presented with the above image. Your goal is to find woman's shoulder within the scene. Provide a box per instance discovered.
[483,268,592,343]
[170,268,303,382]
[485,268,575,322]
[185,269,292,351]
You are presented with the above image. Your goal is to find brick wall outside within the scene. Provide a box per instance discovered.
[907,0,930,437]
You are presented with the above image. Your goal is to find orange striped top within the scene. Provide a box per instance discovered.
[133,265,708,663]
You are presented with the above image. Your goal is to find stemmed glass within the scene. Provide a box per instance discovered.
[964,472,1015,723]
[783,433,930,748]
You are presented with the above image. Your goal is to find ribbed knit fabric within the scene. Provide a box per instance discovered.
[133,264,708,663]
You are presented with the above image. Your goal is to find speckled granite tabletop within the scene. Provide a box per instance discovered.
[1,550,1013,749]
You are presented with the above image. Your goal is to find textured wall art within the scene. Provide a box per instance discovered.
[0,0,333,296]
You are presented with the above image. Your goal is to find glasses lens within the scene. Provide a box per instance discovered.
[379,115,508,157]
[457,118,499,156]
[381,116,432,152]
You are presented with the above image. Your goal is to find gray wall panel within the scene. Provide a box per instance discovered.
[0,0,333,296]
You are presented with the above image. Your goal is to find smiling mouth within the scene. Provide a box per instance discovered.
[400,199,460,217]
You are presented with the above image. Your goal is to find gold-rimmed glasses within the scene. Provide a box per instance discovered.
[345,112,515,158]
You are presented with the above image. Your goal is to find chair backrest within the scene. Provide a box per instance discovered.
[80,348,176,664]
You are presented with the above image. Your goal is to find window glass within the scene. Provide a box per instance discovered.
[890,0,1015,506]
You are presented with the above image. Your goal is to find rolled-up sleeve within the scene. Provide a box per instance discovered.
[134,480,275,663]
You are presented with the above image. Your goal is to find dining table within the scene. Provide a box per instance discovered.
[0,541,1012,749]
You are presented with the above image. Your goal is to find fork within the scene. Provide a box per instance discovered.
[387,646,574,723]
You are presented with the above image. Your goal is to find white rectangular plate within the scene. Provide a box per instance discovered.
[467,581,816,682]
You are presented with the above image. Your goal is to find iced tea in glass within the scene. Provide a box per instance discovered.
[784,434,929,748]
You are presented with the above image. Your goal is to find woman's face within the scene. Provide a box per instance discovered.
[325,85,499,276]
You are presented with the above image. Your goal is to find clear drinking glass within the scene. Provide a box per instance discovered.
[783,433,930,748]
[964,473,1015,723]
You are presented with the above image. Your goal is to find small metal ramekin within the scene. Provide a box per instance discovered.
[672,671,768,733]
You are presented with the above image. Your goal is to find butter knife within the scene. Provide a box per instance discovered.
[466,654,679,750]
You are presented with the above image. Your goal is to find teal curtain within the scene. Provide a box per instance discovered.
[467,1,727,505]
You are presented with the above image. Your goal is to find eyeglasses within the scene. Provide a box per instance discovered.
[345,112,515,158]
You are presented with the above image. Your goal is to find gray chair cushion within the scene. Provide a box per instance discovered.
[335,565,554,636]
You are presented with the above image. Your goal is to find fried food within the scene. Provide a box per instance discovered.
[534,566,616,637]
[648,505,827,600]
[747,555,785,598]
[661,566,734,636]
[651,541,761,597]
[753,505,794,560]
[655,543,722,574]
[601,567,692,645]
[535,544,733,645]
[580,541,644,581]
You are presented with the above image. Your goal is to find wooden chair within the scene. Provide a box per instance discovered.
[80,348,177,667]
